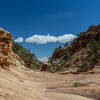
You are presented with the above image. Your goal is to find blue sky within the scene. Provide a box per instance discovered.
[0,0,100,61]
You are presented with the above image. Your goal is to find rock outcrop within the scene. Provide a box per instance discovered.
[49,24,100,73]
[70,24,100,54]
[0,28,25,70]
[0,28,41,70]
[0,28,13,54]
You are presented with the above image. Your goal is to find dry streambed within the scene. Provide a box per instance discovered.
[0,67,99,100]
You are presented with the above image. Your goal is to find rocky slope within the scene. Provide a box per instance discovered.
[0,28,42,70]
[49,25,100,73]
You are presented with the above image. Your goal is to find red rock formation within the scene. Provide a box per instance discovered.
[0,28,13,70]
[70,25,100,54]
[49,24,100,72]
[0,28,13,54]
[51,48,66,60]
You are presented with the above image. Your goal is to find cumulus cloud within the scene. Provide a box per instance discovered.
[38,57,49,62]
[14,37,23,43]
[25,34,56,44]
[57,34,76,43]
[25,34,76,44]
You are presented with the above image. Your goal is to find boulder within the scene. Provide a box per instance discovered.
[40,63,50,71]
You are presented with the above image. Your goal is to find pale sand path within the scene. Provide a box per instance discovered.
[44,92,94,100]
[0,66,97,100]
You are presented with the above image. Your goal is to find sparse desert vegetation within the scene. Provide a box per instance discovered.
[12,42,42,69]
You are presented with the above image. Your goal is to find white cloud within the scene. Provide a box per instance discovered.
[57,34,76,43]
[14,37,23,43]
[38,57,49,62]
[25,34,57,44]
[25,34,76,44]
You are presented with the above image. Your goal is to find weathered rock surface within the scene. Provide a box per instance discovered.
[0,28,13,53]
[49,25,100,73]
[0,28,14,70]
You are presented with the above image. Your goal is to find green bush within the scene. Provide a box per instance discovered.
[64,42,68,47]
[73,82,82,87]
[55,46,62,51]
[90,31,97,39]
[12,42,41,69]
[88,40,100,64]
[65,49,72,60]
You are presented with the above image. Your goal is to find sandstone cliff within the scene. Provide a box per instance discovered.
[0,28,19,70]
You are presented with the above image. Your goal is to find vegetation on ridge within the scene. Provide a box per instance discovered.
[48,24,100,73]
[12,42,41,69]
[88,40,100,64]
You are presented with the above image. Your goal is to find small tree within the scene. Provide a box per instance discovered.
[55,46,62,51]
[65,49,72,60]
[64,42,68,47]
[88,40,100,64]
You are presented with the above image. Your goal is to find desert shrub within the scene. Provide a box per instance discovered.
[55,46,62,51]
[78,63,91,72]
[64,42,68,47]
[65,49,72,60]
[87,40,100,64]
[74,64,79,68]
[90,31,97,39]
[12,42,41,69]
[73,82,82,87]
[12,42,23,53]
[88,25,95,30]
